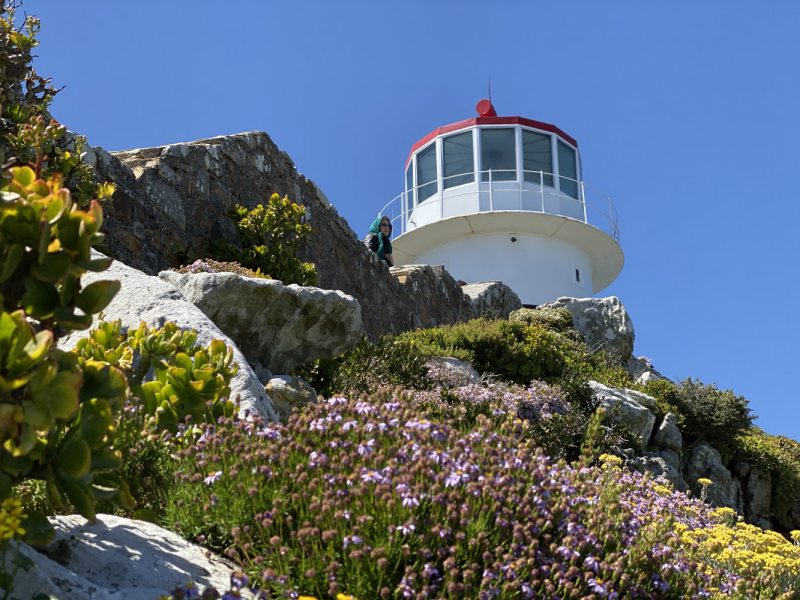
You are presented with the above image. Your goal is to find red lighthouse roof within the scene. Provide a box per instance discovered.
[405,100,578,169]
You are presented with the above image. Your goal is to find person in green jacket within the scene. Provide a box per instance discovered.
[365,215,394,266]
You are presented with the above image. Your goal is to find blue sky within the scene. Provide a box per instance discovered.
[30,1,800,438]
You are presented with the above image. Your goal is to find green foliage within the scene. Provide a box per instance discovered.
[399,318,577,385]
[0,153,128,535]
[660,378,754,464]
[509,306,574,332]
[0,6,56,114]
[211,194,316,286]
[295,335,431,398]
[632,379,685,426]
[736,428,800,522]
[75,320,239,433]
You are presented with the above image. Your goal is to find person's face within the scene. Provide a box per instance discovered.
[380,220,391,234]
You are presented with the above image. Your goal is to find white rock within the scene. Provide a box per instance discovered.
[160,271,364,374]
[426,357,480,386]
[8,514,235,600]
[59,251,278,421]
[265,375,318,423]
[589,381,656,445]
[541,297,635,361]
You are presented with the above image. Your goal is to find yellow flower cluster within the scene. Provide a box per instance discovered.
[0,498,26,540]
[682,519,800,591]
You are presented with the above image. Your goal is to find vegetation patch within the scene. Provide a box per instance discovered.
[211,194,316,286]
[173,258,269,279]
[166,389,743,599]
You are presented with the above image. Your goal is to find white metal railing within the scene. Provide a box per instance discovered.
[378,169,620,243]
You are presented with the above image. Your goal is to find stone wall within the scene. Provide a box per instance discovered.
[88,132,520,339]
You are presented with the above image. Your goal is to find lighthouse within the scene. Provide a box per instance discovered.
[380,100,624,306]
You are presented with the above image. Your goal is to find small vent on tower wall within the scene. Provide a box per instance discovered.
[510,236,517,243]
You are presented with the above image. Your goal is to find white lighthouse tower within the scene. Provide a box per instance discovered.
[380,100,624,306]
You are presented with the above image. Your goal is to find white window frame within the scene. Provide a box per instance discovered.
[441,128,477,191]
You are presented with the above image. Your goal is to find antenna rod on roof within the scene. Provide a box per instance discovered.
[488,76,491,103]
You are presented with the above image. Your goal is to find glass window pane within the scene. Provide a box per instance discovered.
[480,128,516,181]
[443,131,474,189]
[523,130,553,186]
[557,140,578,199]
[416,143,438,203]
[406,163,414,206]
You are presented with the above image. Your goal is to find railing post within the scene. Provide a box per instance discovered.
[541,171,545,213]
[581,182,588,224]
[519,171,522,211]
[489,169,493,212]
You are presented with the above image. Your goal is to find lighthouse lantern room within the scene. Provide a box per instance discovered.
[379,100,624,306]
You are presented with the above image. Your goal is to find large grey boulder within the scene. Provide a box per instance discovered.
[160,271,364,374]
[652,413,683,454]
[541,297,635,361]
[8,514,235,599]
[631,451,688,492]
[461,280,522,319]
[589,381,656,445]
[59,252,278,421]
[686,442,743,512]
[265,375,319,423]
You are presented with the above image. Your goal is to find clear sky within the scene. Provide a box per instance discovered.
[28,1,800,438]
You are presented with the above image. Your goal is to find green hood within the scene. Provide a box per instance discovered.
[368,216,392,260]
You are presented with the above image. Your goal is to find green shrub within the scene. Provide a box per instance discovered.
[295,335,431,398]
[736,428,800,523]
[399,318,579,386]
[509,306,574,332]
[0,141,131,539]
[211,194,316,286]
[663,378,754,464]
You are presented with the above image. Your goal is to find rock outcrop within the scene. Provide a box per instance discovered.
[265,375,319,423]
[59,251,278,421]
[541,297,635,361]
[461,280,522,319]
[632,451,688,492]
[160,271,364,374]
[93,132,520,340]
[626,356,668,383]
[686,442,743,512]
[589,381,657,445]
[652,413,683,454]
[9,514,235,599]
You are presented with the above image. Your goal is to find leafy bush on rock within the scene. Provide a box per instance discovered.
[211,194,316,286]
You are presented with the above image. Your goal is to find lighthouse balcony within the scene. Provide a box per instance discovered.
[379,169,620,242]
